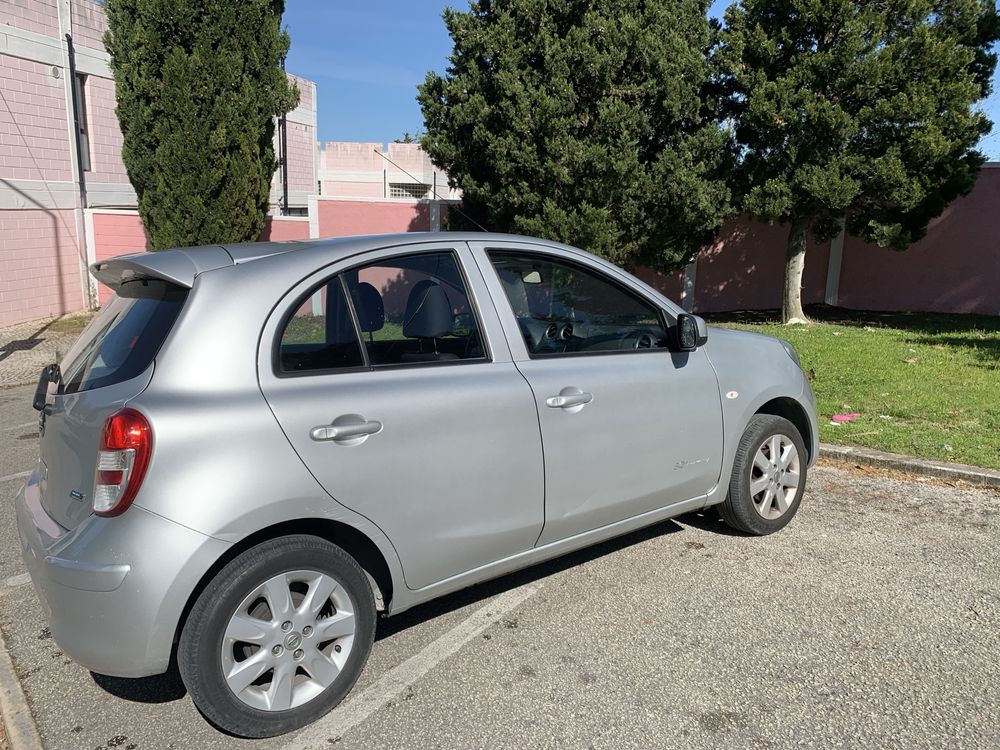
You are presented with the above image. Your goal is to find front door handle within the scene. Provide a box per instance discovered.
[310,416,383,443]
[545,388,594,410]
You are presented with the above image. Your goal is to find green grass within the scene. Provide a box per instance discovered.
[44,311,97,335]
[710,307,1000,470]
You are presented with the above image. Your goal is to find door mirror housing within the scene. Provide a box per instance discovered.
[676,314,708,351]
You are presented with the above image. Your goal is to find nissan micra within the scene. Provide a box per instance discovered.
[17,233,817,737]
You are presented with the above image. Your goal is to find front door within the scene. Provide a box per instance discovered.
[259,246,544,590]
[475,245,724,546]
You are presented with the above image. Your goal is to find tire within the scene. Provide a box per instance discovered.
[717,414,807,535]
[178,535,376,738]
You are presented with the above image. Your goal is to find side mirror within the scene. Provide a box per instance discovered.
[676,314,708,351]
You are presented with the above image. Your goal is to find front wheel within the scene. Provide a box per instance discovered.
[178,535,376,738]
[717,414,807,535]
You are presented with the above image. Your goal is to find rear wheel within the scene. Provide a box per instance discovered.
[718,414,807,535]
[178,535,376,738]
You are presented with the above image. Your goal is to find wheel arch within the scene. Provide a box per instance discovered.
[755,396,814,462]
[172,518,395,650]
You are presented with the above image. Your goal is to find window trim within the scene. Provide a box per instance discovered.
[486,249,673,361]
[272,248,492,378]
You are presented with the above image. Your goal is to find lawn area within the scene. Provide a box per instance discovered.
[709,306,1000,470]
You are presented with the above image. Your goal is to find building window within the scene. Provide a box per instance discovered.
[389,183,429,199]
[74,74,91,172]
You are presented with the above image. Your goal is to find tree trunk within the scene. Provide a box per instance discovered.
[782,216,810,325]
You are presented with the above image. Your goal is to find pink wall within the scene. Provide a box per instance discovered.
[0,0,59,37]
[263,217,310,241]
[315,199,432,236]
[286,121,315,193]
[0,54,74,182]
[321,180,383,198]
[69,0,107,51]
[836,170,1000,316]
[83,75,130,185]
[0,209,85,323]
[686,218,830,313]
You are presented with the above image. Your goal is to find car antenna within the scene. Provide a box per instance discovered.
[371,147,490,233]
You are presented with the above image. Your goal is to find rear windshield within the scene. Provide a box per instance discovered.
[59,279,188,395]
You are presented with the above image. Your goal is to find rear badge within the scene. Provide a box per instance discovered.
[69,489,85,502]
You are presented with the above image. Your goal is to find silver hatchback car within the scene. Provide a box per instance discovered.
[17,232,817,737]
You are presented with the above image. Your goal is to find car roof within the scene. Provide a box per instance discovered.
[90,233,573,290]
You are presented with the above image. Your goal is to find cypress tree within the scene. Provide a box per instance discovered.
[418,0,732,272]
[716,0,1000,323]
[105,0,299,250]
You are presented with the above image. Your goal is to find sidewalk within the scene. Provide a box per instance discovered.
[0,314,94,389]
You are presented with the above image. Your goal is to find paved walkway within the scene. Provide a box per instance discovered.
[0,315,94,389]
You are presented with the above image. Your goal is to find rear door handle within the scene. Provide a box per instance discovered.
[545,389,594,409]
[310,418,383,442]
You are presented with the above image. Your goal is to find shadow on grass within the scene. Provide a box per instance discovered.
[706,304,1000,369]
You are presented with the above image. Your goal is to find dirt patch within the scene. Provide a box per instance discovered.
[817,457,1000,496]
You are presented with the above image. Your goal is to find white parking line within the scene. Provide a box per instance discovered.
[0,470,30,484]
[2,421,36,432]
[283,582,542,750]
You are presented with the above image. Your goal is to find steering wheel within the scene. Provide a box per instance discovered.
[619,328,659,350]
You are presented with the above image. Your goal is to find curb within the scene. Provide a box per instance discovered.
[818,443,1000,489]
[0,626,42,750]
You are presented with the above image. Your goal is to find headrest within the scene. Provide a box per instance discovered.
[353,282,385,333]
[402,280,453,339]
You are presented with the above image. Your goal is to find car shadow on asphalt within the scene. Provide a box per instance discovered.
[90,510,746,704]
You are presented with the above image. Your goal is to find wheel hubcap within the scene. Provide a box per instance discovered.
[221,569,356,712]
[750,434,801,520]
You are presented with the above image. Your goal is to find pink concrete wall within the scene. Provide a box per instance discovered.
[836,170,1000,316]
[0,54,73,181]
[69,0,107,51]
[286,121,315,193]
[686,219,830,313]
[264,217,310,241]
[0,209,84,324]
[291,75,313,112]
[321,180,383,198]
[91,211,149,304]
[318,142,384,174]
[83,75,130,184]
[0,0,59,37]
[315,199,431,237]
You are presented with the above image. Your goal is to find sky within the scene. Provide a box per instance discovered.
[283,1,1000,159]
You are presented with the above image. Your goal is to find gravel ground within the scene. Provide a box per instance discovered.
[0,316,91,389]
[1,383,998,749]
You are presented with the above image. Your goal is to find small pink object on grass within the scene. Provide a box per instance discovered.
[831,413,861,423]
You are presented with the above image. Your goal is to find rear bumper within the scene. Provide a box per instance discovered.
[15,467,230,678]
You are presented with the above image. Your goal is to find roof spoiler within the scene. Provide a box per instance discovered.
[89,246,233,291]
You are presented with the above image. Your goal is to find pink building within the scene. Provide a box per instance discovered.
[0,0,317,327]
[318,141,460,201]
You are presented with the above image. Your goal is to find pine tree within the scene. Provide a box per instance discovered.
[716,0,1000,323]
[105,0,299,250]
[418,0,732,272]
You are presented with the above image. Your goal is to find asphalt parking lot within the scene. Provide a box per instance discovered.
[1,383,999,750]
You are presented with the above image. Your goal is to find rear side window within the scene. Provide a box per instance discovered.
[276,251,487,374]
[59,279,188,394]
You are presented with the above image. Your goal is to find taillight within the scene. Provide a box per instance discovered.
[93,408,152,517]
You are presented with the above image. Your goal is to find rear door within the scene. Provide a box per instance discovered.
[471,242,724,545]
[258,243,545,590]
